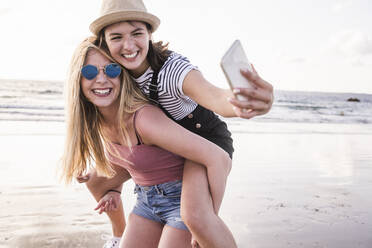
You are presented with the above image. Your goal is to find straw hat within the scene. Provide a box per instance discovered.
[90,0,160,35]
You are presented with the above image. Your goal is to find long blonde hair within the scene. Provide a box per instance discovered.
[60,37,148,184]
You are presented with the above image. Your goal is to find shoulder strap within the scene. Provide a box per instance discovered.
[133,106,148,145]
[148,69,160,105]
[148,62,175,120]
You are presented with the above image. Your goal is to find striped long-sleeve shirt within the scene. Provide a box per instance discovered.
[133,52,198,120]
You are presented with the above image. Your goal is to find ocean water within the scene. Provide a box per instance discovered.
[260,90,372,124]
[0,79,64,122]
[1,79,371,248]
[0,79,371,124]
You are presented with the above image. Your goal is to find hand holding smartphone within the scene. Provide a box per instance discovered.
[220,40,253,101]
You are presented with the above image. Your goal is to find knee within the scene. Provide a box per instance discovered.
[219,153,232,179]
[181,204,211,232]
[225,156,232,175]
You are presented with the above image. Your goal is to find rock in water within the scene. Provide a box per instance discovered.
[347,97,360,102]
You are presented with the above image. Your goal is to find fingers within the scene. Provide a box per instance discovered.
[108,197,113,212]
[232,107,260,119]
[108,197,116,212]
[107,199,113,212]
[251,63,258,74]
[99,200,111,214]
[94,197,113,214]
[76,177,87,183]
[229,97,270,114]
[96,197,121,214]
[111,197,118,211]
[240,66,273,91]
[99,201,109,214]
[232,87,272,105]
[191,237,198,248]
[94,200,104,211]
[231,65,274,118]
[76,172,91,183]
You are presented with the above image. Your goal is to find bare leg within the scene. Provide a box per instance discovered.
[181,160,237,248]
[158,225,192,248]
[120,214,163,248]
[86,165,130,237]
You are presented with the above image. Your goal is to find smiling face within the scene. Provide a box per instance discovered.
[80,49,121,112]
[104,21,151,78]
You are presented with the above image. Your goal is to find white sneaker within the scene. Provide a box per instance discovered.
[102,234,121,248]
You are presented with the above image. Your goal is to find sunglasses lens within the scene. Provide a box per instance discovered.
[81,65,98,80]
[105,64,121,78]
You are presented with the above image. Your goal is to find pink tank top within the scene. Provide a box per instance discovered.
[107,107,185,186]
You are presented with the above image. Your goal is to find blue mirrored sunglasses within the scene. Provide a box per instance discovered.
[81,63,121,80]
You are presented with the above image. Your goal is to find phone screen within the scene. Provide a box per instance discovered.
[220,40,253,100]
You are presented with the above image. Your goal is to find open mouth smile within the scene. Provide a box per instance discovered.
[92,88,112,96]
[122,51,139,59]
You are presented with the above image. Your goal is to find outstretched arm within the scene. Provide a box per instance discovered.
[77,165,131,213]
[183,65,273,119]
[136,106,231,212]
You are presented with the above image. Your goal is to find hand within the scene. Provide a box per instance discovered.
[228,64,274,119]
[191,236,200,248]
[76,172,91,183]
[94,191,121,214]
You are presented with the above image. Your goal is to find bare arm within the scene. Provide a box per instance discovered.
[183,70,235,117]
[77,165,131,213]
[91,166,131,214]
[83,165,131,199]
[183,65,273,118]
[136,105,231,211]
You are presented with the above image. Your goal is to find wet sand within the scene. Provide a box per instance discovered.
[0,121,371,247]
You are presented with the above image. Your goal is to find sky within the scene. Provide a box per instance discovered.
[0,0,371,94]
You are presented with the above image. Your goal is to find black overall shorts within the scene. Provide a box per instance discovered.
[149,66,234,159]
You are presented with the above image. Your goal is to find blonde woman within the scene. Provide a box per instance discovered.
[61,38,232,248]
[81,0,274,247]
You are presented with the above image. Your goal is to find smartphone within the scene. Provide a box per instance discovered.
[220,40,253,101]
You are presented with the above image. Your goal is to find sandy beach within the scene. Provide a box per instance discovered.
[1,120,371,248]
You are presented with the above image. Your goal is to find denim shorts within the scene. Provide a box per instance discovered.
[132,180,188,230]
